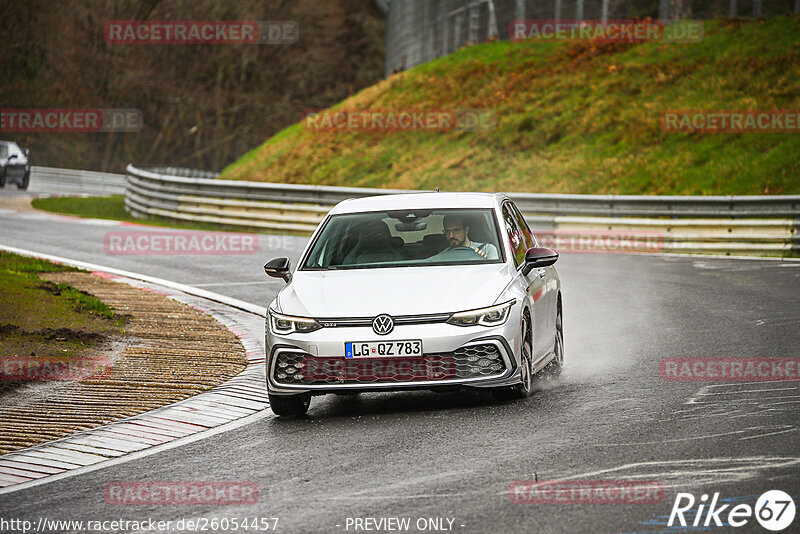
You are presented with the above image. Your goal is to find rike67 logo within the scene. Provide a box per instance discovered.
[668,490,796,531]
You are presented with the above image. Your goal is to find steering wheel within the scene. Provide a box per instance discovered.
[450,245,484,257]
[426,246,485,262]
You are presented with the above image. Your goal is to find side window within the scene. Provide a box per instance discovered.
[510,203,536,248]
[502,203,527,267]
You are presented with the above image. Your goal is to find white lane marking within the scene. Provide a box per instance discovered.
[594,429,749,446]
[739,427,798,441]
[692,395,800,402]
[552,456,800,490]
[696,386,798,395]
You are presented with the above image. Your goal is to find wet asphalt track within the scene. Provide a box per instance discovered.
[1,189,799,534]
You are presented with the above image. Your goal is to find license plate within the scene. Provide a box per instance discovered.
[345,340,423,358]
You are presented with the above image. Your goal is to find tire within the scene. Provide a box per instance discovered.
[17,171,29,190]
[537,305,564,381]
[0,169,6,188]
[268,392,311,416]
[492,316,534,401]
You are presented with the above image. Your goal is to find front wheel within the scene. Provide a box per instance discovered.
[0,169,6,188]
[537,307,564,381]
[17,171,30,190]
[492,317,533,401]
[268,392,311,416]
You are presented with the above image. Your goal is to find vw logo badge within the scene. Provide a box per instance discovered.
[372,314,394,335]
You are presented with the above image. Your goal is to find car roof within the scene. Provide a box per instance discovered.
[328,192,508,215]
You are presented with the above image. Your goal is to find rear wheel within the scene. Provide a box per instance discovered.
[268,392,311,416]
[492,316,533,401]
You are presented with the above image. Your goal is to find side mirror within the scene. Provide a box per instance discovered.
[23,148,30,157]
[264,257,292,283]
[7,154,17,161]
[522,247,559,275]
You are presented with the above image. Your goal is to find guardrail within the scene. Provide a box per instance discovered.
[125,165,799,257]
[31,166,126,195]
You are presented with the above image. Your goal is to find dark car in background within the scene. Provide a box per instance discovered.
[0,141,31,190]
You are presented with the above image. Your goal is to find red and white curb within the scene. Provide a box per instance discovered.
[0,247,270,495]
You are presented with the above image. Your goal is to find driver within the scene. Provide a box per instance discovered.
[442,215,499,259]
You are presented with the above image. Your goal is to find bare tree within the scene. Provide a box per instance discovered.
[555,0,562,21]
[659,0,669,20]
[601,0,609,22]
[753,0,762,17]
[576,0,584,20]
[796,0,800,14]
[487,0,498,38]
[515,0,524,21]
[728,0,736,17]
[670,0,689,19]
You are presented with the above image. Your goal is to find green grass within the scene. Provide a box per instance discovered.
[31,195,309,235]
[0,252,123,365]
[222,17,800,196]
[32,195,134,221]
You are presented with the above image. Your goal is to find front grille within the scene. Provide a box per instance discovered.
[273,343,506,385]
[316,313,451,328]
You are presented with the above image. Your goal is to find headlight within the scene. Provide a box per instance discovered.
[269,310,322,334]
[447,300,515,327]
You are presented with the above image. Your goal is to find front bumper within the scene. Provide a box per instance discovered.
[266,319,522,395]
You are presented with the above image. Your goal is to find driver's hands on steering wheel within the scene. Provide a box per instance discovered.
[452,245,485,258]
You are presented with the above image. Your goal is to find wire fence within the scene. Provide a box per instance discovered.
[385,0,800,75]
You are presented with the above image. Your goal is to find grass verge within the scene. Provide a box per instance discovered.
[0,251,124,383]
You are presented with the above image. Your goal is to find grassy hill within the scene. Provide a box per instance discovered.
[222,16,800,195]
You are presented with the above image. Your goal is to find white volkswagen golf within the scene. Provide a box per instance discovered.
[264,192,563,416]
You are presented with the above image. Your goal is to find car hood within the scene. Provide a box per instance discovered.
[277,264,514,317]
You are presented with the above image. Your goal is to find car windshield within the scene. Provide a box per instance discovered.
[302,208,504,270]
